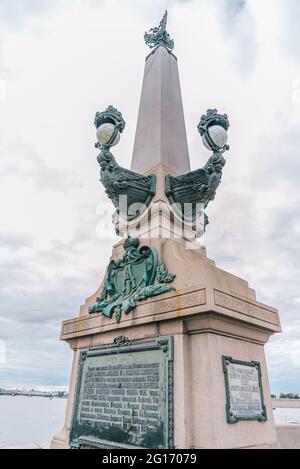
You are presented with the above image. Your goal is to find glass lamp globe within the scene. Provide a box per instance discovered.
[96,123,120,147]
[203,125,228,150]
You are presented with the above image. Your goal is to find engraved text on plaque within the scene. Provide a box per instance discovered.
[222,356,267,424]
[70,337,173,448]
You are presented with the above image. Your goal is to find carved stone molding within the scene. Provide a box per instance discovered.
[214,290,280,327]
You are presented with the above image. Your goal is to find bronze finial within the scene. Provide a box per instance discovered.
[144,10,174,51]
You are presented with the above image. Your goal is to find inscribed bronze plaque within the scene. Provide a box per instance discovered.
[222,356,267,424]
[70,336,173,448]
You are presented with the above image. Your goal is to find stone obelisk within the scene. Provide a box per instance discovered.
[131,45,190,175]
[51,12,281,449]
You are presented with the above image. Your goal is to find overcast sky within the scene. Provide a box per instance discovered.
[0,0,299,393]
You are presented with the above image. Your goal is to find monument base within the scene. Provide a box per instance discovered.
[51,239,281,449]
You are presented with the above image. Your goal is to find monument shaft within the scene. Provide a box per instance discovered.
[51,12,281,450]
[131,46,190,175]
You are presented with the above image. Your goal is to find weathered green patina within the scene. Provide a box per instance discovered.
[222,356,267,424]
[165,109,229,228]
[95,106,156,222]
[69,336,174,449]
[144,10,174,51]
[165,151,226,223]
[198,109,230,154]
[89,237,175,322]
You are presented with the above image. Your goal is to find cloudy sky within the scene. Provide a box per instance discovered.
[0,0,299,393]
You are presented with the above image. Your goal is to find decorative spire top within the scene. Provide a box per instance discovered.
[144,11,174,51]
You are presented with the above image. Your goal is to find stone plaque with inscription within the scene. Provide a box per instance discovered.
[222,356,267,424]
[69,336,173,449]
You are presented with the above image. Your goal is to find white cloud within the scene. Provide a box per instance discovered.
[0,340,6,366]
[0,0,299,391]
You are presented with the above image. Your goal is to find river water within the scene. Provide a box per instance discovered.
[0,396,300,448]
[0,395,67,448]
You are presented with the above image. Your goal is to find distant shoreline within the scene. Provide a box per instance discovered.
[0,395,67,399]
[0,392,68,399]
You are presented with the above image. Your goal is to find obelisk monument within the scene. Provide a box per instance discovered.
[51,12,281,449]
